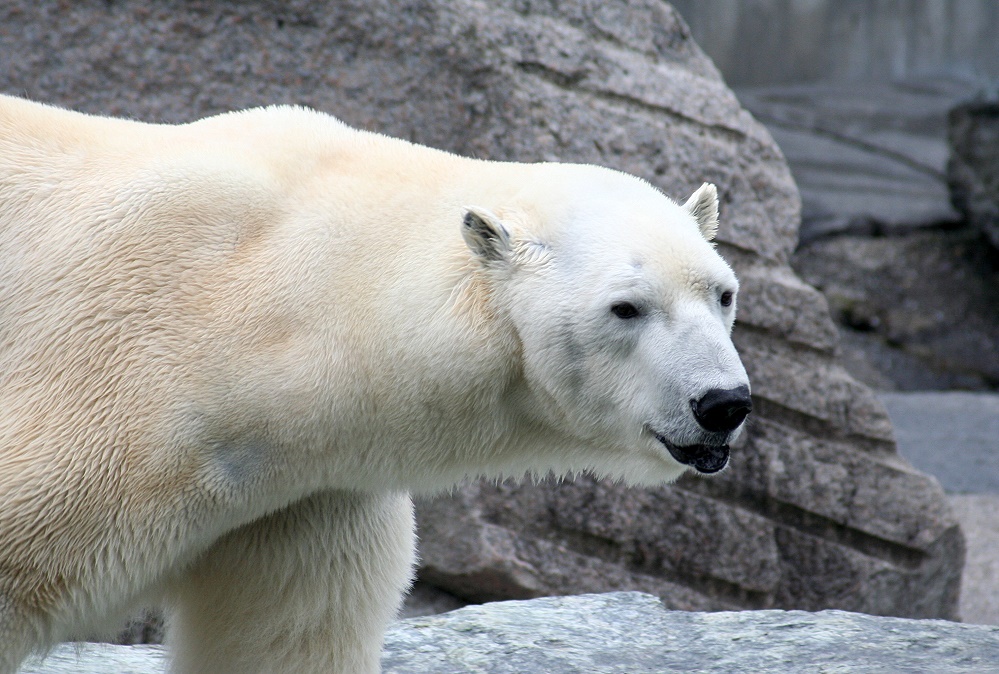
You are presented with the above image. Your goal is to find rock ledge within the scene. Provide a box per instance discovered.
[23,593,999,673]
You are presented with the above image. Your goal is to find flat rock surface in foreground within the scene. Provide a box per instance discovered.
[24,593,999,674]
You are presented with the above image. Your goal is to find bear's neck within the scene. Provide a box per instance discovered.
[196,146,558,501]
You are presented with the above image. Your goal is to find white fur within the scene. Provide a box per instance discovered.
[0,96,748,673]
[684,182,720,241]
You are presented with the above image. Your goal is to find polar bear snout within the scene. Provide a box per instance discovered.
[691,385,752,434]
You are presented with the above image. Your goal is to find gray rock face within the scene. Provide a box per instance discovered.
[736,80,972,243]
[949,95,999,250]
[386,593,999,674]
[21,643,168,674]
[793,230,999,391]
[0,0,964,622]
[671,0,999,88]
[23,593,999,673]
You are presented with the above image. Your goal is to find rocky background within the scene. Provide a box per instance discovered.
[675,0,999,393]
[0,0,974,643]
[733,83,999,393]
[676,0,999,626]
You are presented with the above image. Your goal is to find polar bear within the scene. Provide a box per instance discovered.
[0,95,751,673]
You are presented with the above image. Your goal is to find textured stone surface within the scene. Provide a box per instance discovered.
[24,593,999,673]
[110,609,165,647]
[736,80,971,243]
[949,94,999,250]
[21,643,168,674]
[395,3,959,619]
[386,593,999,673]
[0,0,964,621]
[672,0,999,87]
[794,230,999,391]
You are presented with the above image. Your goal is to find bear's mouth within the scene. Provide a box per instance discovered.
[651,430,729,474]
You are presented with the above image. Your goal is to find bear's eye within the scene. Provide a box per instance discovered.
[610,302,642,320]
[720,290,734,308]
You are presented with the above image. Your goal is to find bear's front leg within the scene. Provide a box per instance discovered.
[165,490,415,674]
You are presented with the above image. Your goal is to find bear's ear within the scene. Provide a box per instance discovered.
[462,206,512,264]
[683,182,719,241]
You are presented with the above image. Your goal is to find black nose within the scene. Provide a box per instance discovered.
[692,385,752,433]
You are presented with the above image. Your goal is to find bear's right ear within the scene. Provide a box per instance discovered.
[462,206,512,264]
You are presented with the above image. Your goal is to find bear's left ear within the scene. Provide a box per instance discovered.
[683,182,719,241]
[462,206,512,264]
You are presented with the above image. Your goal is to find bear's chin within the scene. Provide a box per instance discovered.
[650,431,730,474]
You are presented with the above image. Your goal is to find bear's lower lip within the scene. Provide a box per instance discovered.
[651,431,729,474]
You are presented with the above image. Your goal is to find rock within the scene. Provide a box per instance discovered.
[949,495,999,626]
[878,392,999,626]
[20,643,167,674]
[670,0,999,88]
[398,582,468,619]
[22,593,999,673]
[736,80,971,243]
[0,0,965,621]
[881,392,999,494]
[949,93,999,250]
[793,230,999,391]
[385,592,999,673]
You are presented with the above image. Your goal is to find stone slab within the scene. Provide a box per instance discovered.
[20,643,168,674]
[23,593,999,673]
[387,593,999,673]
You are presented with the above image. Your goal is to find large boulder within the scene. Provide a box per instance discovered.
[23,593,999,673]
[0,0,964,618]
[388,592,999,673]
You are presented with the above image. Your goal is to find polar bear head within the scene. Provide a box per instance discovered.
[462,165,751,485]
